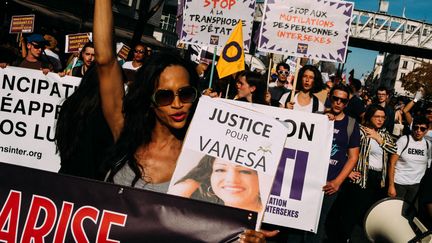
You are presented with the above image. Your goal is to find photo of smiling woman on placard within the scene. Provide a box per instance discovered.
[169,154,263,213]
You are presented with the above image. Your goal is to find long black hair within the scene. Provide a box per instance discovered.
[176,155,218,202]
[237,71,267,105]
[55,64,114,179]
[107,51,200,185]
[56,64,99,160]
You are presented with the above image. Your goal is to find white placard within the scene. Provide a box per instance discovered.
[180,0,256,50]
[0,67,80,172]
[168,97,288,228]
[219,99,333,232]
[258,0,354,62]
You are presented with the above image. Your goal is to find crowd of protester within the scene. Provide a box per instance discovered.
[1,5,432,243]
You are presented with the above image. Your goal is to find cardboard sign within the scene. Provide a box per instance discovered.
[258,0,354,62]
[65,32,93,53]
[219,99,333,232]
[168,97,288,229]
[117,43,131,60]
[0,67,81,172]
[180,0,255,50]
[9,15,35,33]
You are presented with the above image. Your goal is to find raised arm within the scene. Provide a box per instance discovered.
[402,100,415,125]
[94,0,125,141]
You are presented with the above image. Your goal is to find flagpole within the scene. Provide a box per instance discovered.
[225,83,230,98]
[290,57,302,103]
[208,46,217,89]
[266,53,273,90]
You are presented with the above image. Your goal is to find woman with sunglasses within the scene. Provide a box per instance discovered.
[94,1,272,242]
[235,71,268,105]
[279,65,324,113]
[95,0,199,189]
[122,43,148,71]
[337,104,397,241]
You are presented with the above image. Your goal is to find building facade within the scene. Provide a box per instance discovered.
[380,53,431,96]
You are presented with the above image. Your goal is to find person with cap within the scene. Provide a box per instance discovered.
[19,34,53,75]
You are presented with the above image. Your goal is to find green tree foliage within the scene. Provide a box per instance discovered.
[401,62,432,99]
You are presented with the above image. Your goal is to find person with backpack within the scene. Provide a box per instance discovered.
[279,65,324,113]
[388,116,431,204]
[302,84,360,243]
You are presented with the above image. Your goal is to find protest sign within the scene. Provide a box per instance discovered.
[0,162,257,242]
[0,67,80,172]
[65,32,93,53]
[258,0,354,62]
[168,96,288,228]
[180,0,255,50]
[116,43,131,60]
[9,15,35,33]
[219,99,333,232]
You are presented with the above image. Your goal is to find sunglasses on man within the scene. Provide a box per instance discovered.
[133,49,146,54]
[413,125,428,132]
[331,95,349,104]
[151,86,198,107]
[277,70,290,76]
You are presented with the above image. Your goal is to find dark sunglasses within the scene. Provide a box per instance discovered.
[133,49,146,54]
[152,86,198,107]
[31,42,45,50]
[426,110,432,114]
[277,70,289,75]
[413,125,427,132]
[331,95,349,104]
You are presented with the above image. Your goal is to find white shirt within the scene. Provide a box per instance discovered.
[279,93,324,113]
[395,135,431,185]
[368,139,384,171]
[122,61,141,70]
[44,49,60,60]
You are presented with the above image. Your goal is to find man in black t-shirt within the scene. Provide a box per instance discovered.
[19,34,52,74]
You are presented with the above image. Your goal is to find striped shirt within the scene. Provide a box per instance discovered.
[353,125,397,188]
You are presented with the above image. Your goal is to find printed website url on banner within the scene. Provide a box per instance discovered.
[0,145,42,160]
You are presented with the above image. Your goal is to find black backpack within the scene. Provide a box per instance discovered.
[400,134,430,155]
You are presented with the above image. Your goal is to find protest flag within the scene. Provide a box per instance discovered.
[216,20,245,79]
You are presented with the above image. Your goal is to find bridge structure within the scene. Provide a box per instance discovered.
[254,5,432,59]
[349,9,432,59]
